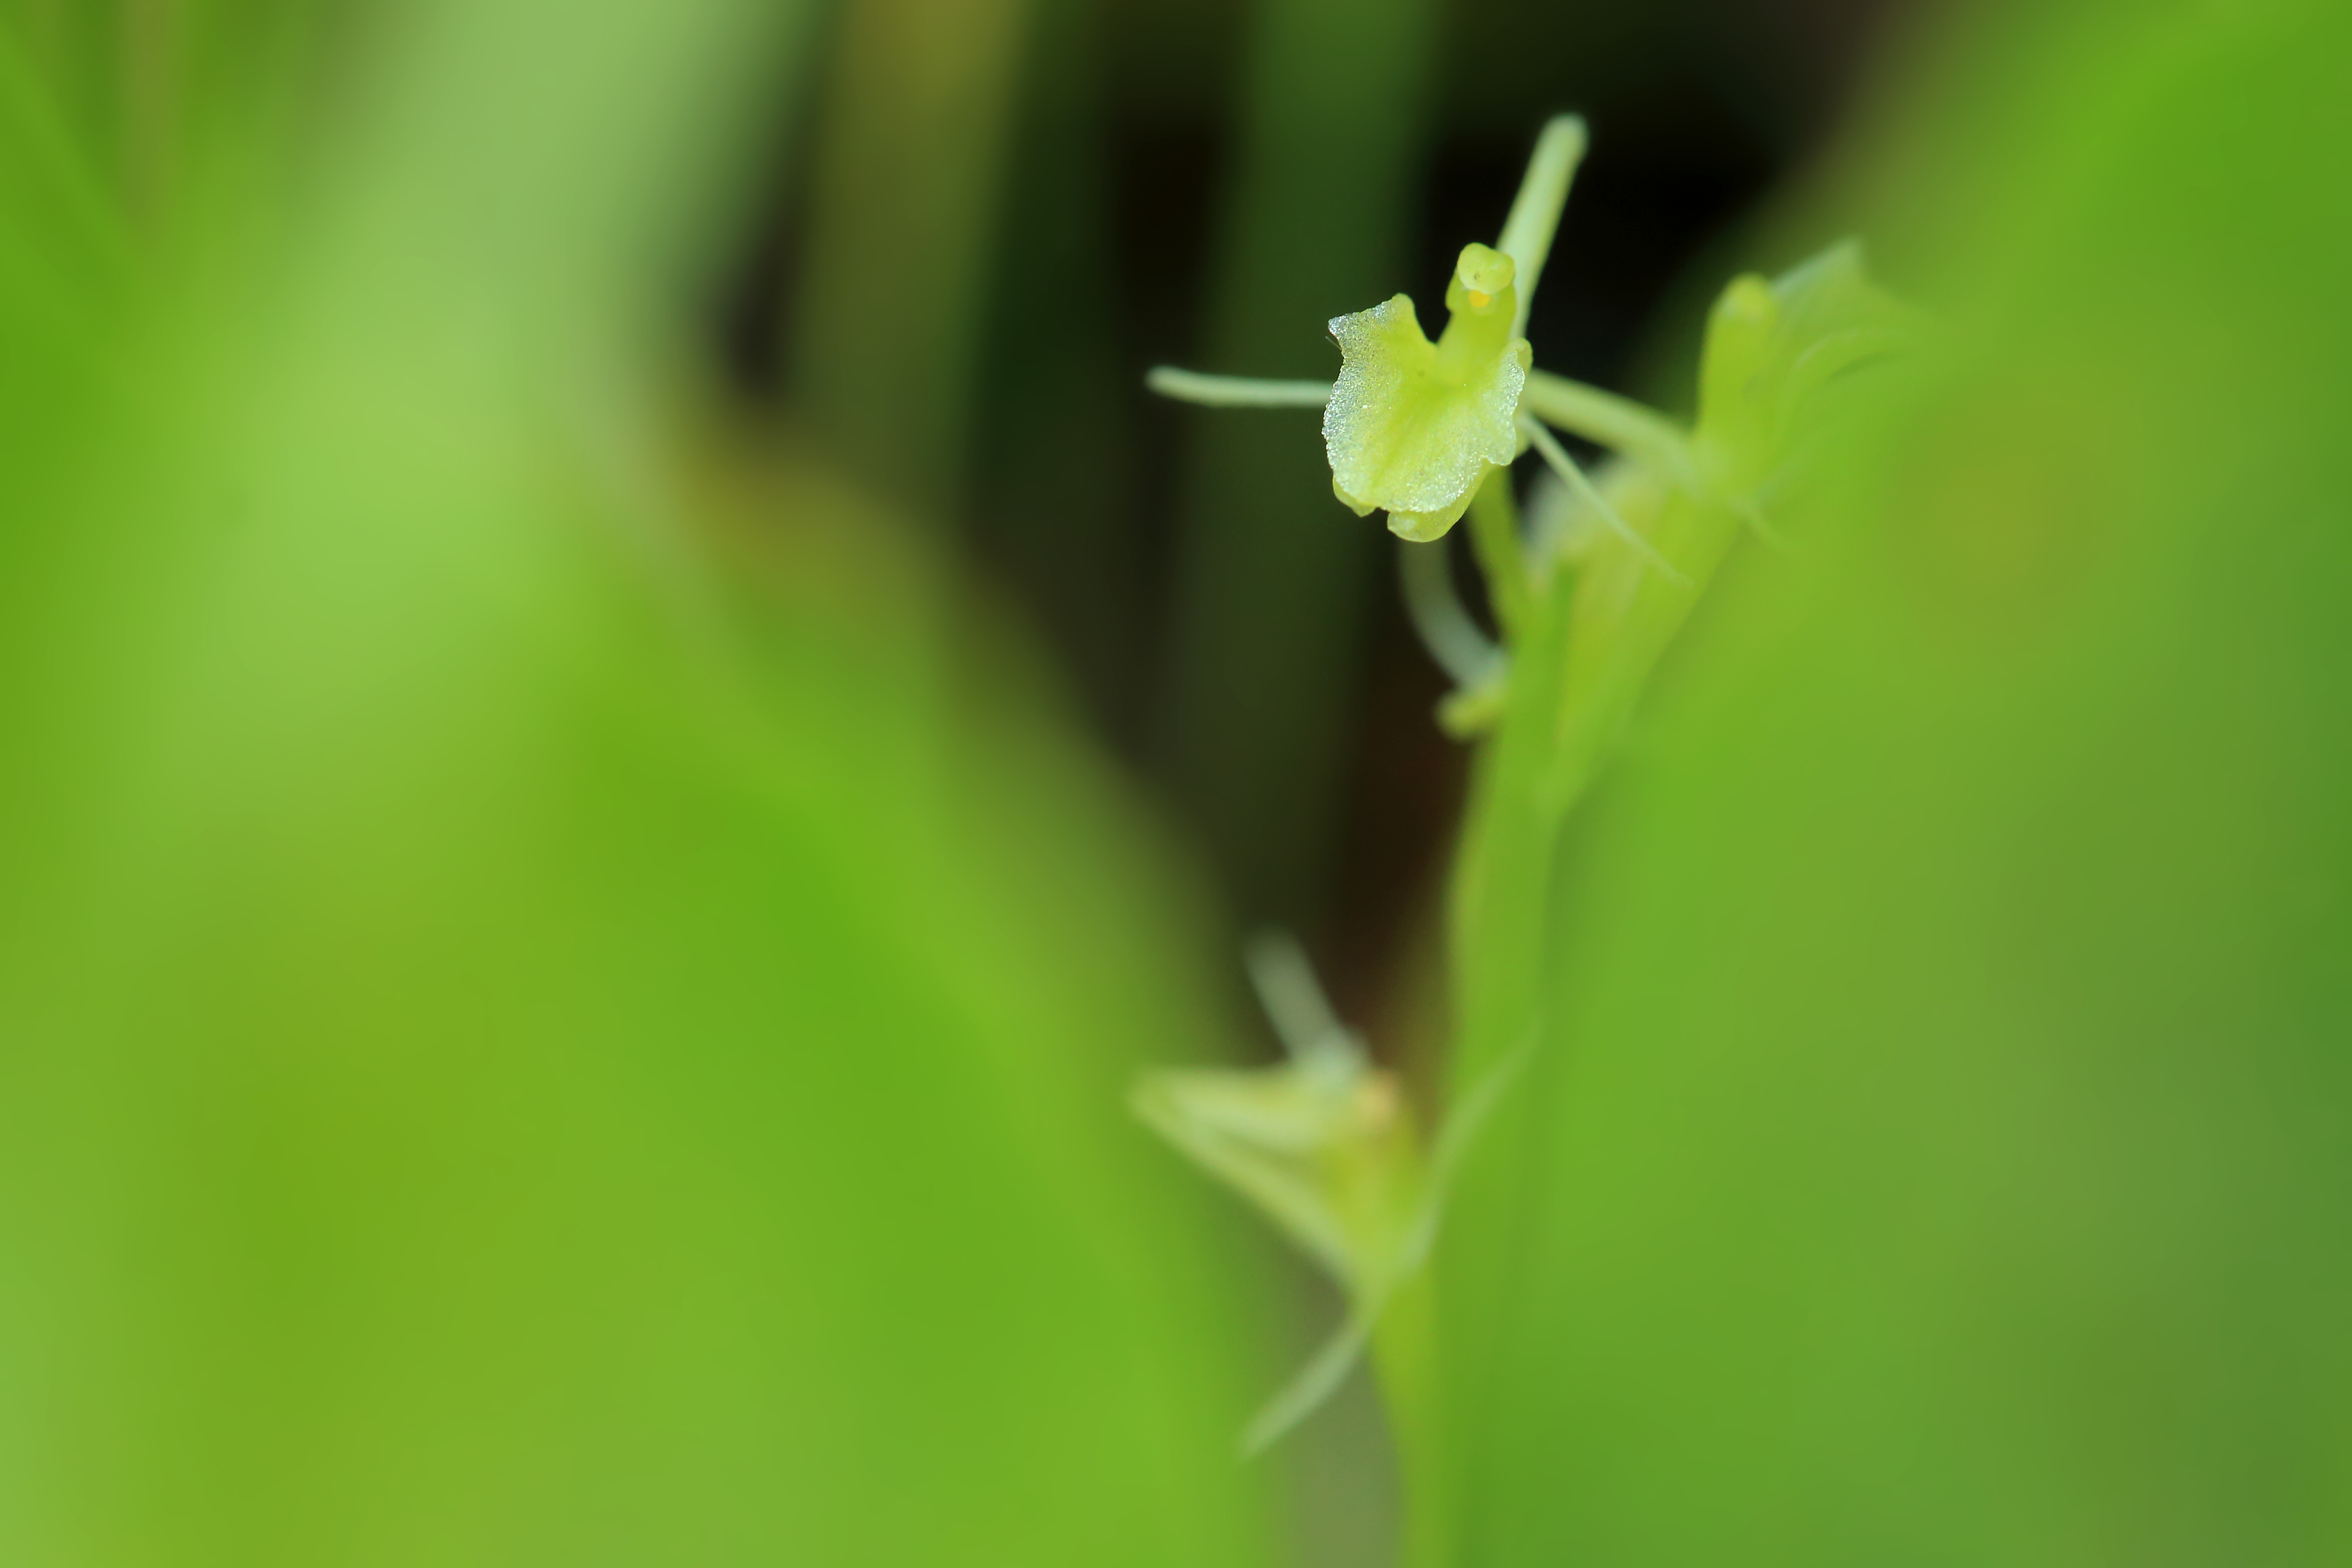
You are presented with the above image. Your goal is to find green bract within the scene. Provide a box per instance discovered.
[1325,244,1534,542]
[1690,241,1915,504]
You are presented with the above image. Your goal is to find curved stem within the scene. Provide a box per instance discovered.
[1373,1269,1453,1568]
[1495,116,1587,341]
[1521,370,1693,483]
[1143,367,1333,408]
[1398,539,1504,690]
[1518,416,1692,587]
[1245,929,1367,1067]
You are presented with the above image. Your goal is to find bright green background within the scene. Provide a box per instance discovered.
[0,2,1278,1563]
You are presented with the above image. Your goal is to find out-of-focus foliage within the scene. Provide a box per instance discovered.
[1155,0,1441,928]
[0,2,1280,1563]
[9,0,2351,1560]
[789,0,1036,505]
[1443,0,2352,1561]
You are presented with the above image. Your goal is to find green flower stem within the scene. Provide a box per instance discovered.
[1455,479,1749,1078]
[1458,484,1733,1102]
[1372,1267,1453,1568]
[1518,416,1691,587]
[1433,475,1749,1537]
[1464,467,1531,642]
[1520,369,1693,483]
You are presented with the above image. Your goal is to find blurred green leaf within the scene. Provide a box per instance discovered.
[1448,0,2352,1561]
[0,3,1283,1562]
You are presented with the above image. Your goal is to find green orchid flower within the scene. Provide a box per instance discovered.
[1149,114,1591,544]
[1147,114,1907,574]
[1323,243,1533,540]
[1131,933,1525,1455]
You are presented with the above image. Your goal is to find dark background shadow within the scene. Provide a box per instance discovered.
[721,0,1917,1041]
